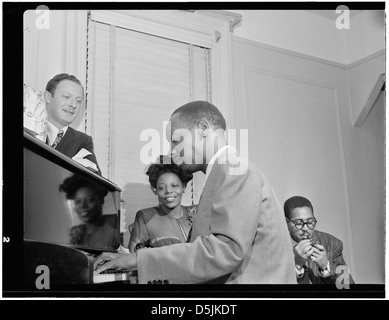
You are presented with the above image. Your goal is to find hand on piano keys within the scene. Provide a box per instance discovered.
[93,269,138,284]
[94,251,137,275]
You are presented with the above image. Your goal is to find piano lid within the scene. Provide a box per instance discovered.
[24,129,122,252]
[24,129,121,192]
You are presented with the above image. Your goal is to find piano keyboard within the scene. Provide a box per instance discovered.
[93,269,137,284]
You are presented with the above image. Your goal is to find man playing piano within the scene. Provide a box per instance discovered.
[94,101,296,284]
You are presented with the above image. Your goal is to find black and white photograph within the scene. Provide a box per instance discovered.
[2,1,386,303]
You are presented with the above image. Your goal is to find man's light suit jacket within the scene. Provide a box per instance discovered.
[136,148,296,284]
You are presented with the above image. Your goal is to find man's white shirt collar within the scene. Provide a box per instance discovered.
[46,121,68,146]
[203,145,232,186]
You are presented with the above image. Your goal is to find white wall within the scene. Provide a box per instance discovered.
[230,10,385,65]
[232,37,357,280]
[231,32,385,284]
[24,10,65,92]
[23,9,87,131]
[230,10,347,64]
[230,10,385,283]
[345,10,386,64]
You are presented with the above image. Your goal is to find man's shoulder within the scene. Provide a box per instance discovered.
[136,207,158,223]
[67,127,92,140]
[215,150,260,175]
[211,151,267,189]
[314,230,342,245]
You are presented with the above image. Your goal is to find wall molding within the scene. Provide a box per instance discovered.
[196,10,242,32]
[234,35,385,72]
[347,49,386,70]
[354,73,386,128]
[233,36,348,70]
[346,51,385,128]
[243,65,340,91]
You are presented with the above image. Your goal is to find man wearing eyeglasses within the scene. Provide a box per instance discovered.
[284,196,354,285]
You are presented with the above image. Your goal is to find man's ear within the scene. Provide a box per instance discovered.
[213,127,225,138]
[197,119,210,138]
[43,90,52,104]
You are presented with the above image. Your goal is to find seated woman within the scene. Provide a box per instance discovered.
[128,156,197,253]
[59,174,121,250]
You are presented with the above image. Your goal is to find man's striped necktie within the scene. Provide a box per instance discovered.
[51,130,64,148]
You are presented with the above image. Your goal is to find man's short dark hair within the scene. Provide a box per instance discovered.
[171,100,226,130]
[284,196,314,219]
[46,73,84,96]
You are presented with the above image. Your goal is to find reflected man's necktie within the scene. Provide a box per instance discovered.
[51,130,64,148]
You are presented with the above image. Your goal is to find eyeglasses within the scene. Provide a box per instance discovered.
[286,217,317,230]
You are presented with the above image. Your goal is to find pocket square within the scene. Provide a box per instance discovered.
[72,148,98,171]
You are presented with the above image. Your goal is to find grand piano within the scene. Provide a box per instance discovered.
[23,130,137,286]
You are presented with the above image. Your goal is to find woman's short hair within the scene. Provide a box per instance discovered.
[59,174,108,201]
[146,155,193,189]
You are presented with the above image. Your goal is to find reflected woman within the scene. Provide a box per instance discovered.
[59,174,121,250]
[128,156,197,253]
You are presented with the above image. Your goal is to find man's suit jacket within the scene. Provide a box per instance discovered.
[136,148,297,284]
[298,230,355,285]
[55,126,101,175]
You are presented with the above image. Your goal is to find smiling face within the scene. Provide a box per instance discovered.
[287,206,316,243]
[73,186,103,224]
[156,172,185,210]
[46,80,84,128]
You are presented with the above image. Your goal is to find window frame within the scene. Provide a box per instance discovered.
[75,9,241,131]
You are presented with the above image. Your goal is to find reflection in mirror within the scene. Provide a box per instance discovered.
[59,174,121,250]
[24,144,121,252]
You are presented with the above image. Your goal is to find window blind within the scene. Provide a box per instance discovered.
[86,19,211,243]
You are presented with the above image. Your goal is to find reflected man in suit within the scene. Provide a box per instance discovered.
[284,195,355,285]
[94,100,296,284]
[44,73,101,175]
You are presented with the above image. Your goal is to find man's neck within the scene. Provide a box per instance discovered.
[203,144,231,184]
[46,121,69,144]
[47,118,66,130]
[208,144,228,163]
